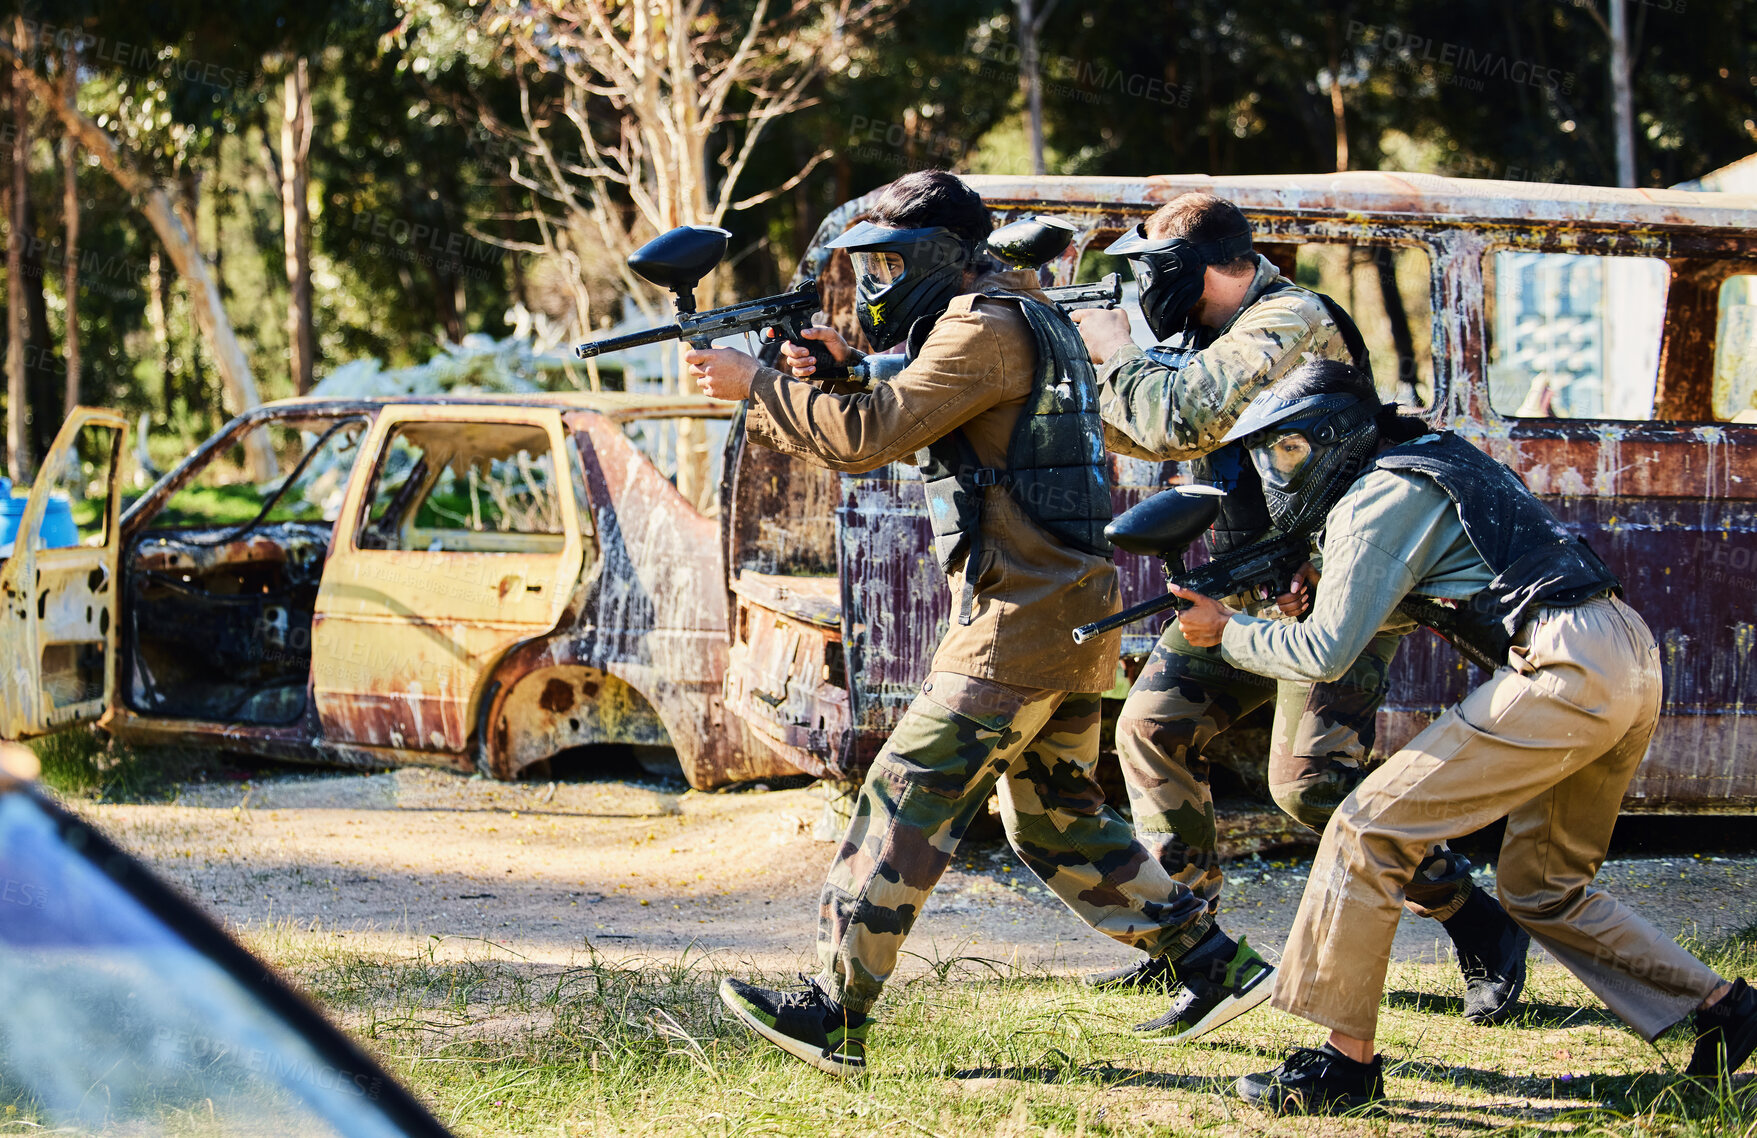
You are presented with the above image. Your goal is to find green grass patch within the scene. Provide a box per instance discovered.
[213,924,1757,1137]
[29,726,219,803]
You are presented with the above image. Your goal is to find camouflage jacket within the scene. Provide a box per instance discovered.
[1098,255,1355,462]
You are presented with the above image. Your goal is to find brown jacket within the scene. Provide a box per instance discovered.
[744,269,1122,692]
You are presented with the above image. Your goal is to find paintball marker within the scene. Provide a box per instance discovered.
[985,215,1121,314]
[575,225,844,376]
[1070,486,1313,645]
[1044,273,1122,313]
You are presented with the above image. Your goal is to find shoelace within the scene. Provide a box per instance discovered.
[1278,1047,1334,1076]
[768,974,832,1013]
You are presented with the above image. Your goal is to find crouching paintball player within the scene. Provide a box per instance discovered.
[685,170,1271,1076]
[1074,194,1526,1029]
[1161,359,1757,1113]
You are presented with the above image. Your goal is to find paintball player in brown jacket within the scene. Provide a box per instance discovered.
[1071,193,1527,1030]
[686,171,1271,1076]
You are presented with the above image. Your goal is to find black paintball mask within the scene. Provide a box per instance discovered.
[1221,390,1384,536]
[1105,223,1254,341]
[826,220,974,352]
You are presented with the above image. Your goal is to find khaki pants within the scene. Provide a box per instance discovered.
[1274,595,1723,1041]
[817,673,1212,1014]
[1116,621,1473,920]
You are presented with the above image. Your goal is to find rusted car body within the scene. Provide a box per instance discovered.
[722,172,1757,811]
[1,393,800,789]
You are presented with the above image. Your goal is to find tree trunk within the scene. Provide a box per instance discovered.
[22,194,55,463]
[7,43,29,482]
[60,106,78,416]
[20,64,276,480]
[1373,248,1418,404]
[280,57,314,394]
[1015,0,1050,176]
[1328,10,1349,172]
[1608,0,1636,187]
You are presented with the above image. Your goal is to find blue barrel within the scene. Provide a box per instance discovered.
[0,478,79,554]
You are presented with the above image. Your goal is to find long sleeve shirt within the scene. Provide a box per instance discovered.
[1098,255,1356,462]
[742,269,1122,692]
[1219,464,1494,684]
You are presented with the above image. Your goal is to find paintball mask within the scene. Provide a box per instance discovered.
[826,220,973,351]
[1221,390,1383,535]
[1105,223,1254,341]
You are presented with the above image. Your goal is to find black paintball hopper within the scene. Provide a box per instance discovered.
[1105,484,1225,556]
[628,225,732,298]
[986,215,1076,270]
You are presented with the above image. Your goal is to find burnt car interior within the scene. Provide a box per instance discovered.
[125,416,367,726]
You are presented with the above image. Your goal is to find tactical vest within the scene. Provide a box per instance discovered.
[1178,283,1370,554]
[916,293,1113,624]
[1374,432,1622,672]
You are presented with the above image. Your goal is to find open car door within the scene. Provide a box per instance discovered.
[0,408,126,741]
[310,406,586,758]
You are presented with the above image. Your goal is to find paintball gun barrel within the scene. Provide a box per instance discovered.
[575,225,843,375]
[1070,486,1312,645]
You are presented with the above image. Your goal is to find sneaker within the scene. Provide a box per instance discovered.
[1236,1043,1386,1114]
[1135,932,1275,1043]
[1083,953,1176,993]
[718,975,869,1077]
[1441,887,1530,1025]
[1687,978,1757,1080]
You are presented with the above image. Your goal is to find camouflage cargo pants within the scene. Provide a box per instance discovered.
[1115,621,1473,921]
[817,671,1213,1015]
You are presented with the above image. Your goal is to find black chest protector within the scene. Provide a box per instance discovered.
[1177,282,1370,554]
[1374,432,1622,672]
[915,293,1113,624]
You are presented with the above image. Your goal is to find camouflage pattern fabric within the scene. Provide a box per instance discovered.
[816,672,1213,1015]
[1097,256,1357,463]
[1116,622,1473,922]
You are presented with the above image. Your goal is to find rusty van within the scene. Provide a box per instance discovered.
[1,394,799,788]
[721,172,1757,811]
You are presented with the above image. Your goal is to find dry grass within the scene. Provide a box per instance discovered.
[226,921,1757,1137]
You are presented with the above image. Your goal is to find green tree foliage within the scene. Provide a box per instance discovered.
[1,0,1753,463]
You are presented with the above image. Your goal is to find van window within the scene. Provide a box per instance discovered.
[1713,274,1757,423]
[1293,244,1435,410]
[1485,251,1670,420]
[1077,239,1435,410]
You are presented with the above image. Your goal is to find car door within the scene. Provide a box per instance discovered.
[0,408,126,741]
[310,406,585,757]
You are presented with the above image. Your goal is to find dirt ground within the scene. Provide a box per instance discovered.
[72,766,1757,981]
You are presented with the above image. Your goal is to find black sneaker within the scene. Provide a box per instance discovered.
[1687,978,1757,1080]
[1236,1043,1386,1114]
[1135,931,1275,1043]
[1083,953,1176,993]
[718,975,869,1077]
[1441,887,1530,1025]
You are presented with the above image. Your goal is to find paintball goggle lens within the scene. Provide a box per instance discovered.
[850,251,907,288]
[1252,429,1315,488]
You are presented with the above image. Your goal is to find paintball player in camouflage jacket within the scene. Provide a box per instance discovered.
[1072,193,1527,1028]
[686,172,1272,1077]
